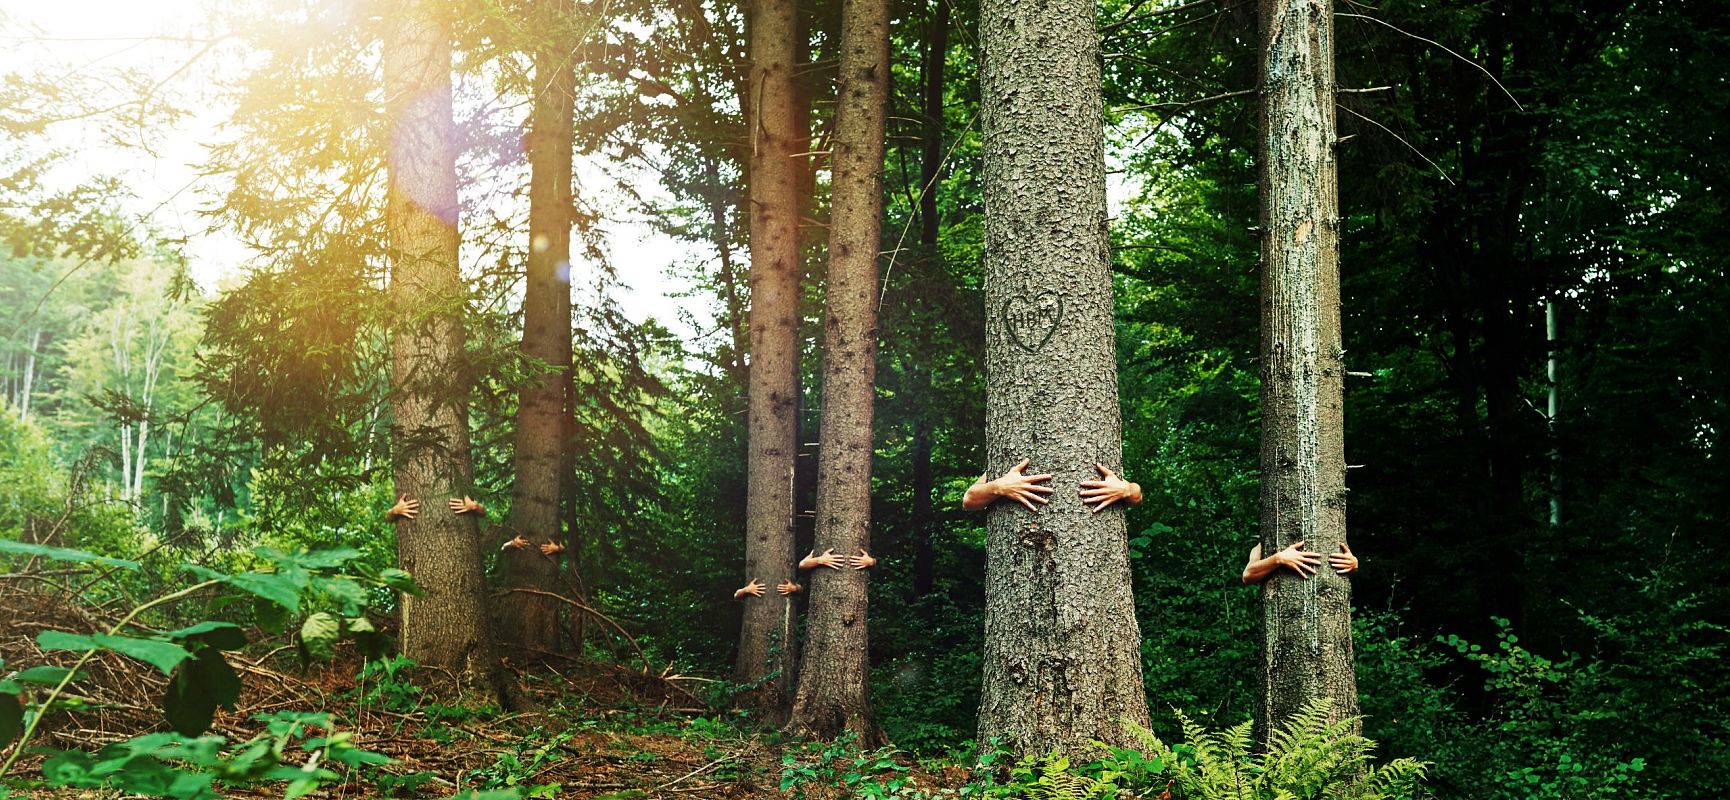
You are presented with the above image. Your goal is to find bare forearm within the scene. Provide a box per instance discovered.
[962,481,997,510]
[1242,557,1279,584]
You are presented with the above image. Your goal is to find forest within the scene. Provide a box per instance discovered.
[1,0,1726,798]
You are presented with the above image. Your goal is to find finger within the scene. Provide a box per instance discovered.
[1096,495,1119,511]
[1012,458,1031,473]
[1026,473,1054,483]
[1339,542,1352,554]
[1079,487,1107,497]
[1026,484,1055,494]
[1095,463,1115,478]
[1016,494,1038,511]
[1291,540,1305,549]
[1079,481,1104,489]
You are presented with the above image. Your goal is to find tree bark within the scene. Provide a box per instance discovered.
[498,0,578,656]
[1255,0,1359,742]
[785,0,889,745]
[918,0,949,250]
[734,0,805,721]
[384,0,505,701]
[976,0,1151,756]
[910,420,935,597]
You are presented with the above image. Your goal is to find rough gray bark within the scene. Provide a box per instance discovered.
[498,0,578,656]
[384,0,505,701]
[734,0,805,721]
[785,0,889,745]
[1255,0,1359,742]
[977,0,1151,756]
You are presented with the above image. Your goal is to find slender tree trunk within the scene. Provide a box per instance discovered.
[910,419,935,596]
[498,0,578,656]
[919,0,948,249]
[976,0,1151,756]
[734,0,805,721]
[20,328,40,422]
[1546,298,1559,527]
[786,0,889,745]
[384,0,506,702]
[909,0,947,601]
[1255,0,1359,742]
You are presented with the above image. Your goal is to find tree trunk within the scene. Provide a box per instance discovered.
[498,0,577,656]
[785,0,889,745]
[1254,0,1359,742]
[734,0,805,721]
[20,328,39,422]
[384,0,506,702]
[919,0,948,249]
[976,0,1151,756]
[910,420,935,597]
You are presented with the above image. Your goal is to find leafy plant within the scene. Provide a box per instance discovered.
[0,540,415,797]
[1125,699,1427,800]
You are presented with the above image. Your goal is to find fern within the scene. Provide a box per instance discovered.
[1106,699,1428,800]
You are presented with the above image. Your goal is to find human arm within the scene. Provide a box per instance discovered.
[962,458,1055,511]
[1241,542,1325,584]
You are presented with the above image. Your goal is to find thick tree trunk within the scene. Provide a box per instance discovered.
[976,0,1150,756]
[734,0,805,721]
[498,0,578,656]
[384,0,505,701]
[785,0,889,745]
[1254,0,1359,742]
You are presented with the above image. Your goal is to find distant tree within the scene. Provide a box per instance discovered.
[786,0,890,744]
[734,0,808,721]
[497,0,580,656]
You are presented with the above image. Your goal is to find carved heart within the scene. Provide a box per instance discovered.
[1003,291,1064,353]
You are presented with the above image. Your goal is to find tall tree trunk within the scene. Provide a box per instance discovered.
[976,0,1151,756]
[919,0,948,249]
[734,0,805,721]
[786,0,889,745]
[1255,0,1359,742]
[20,328,40,422]
[384,0,506,702]
[498,0,578,656]
[910,419,935,596]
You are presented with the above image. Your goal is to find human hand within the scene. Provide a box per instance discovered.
[1329,543,1357,575]
[501,535,531,551]
[386,495,420,521]
[1079,463,1142,512]
[448,495,486,516]
[850,549,877,570]
[777,580,803,596]
[734,579,766,598]
[965,458,1055,511]
[800,549,845,570]
[539,541,565,557]
[1273,541,1325,578]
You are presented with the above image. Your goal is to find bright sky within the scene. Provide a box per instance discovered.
[1,0,701,338]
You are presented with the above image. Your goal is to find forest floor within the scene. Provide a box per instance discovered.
[2,583,964,799]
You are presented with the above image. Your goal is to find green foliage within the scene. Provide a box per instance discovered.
[1117,700,1425,800]
[466,728,572,798]
[0,541,402,797]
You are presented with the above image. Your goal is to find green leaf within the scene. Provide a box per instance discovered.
[12,666,83,685]
[0,540,139,570]
[283,547,362,570]
[163,649,241,736]
[184,565,301,613]
[299,612,341,661]
[164,622,249,651]
[39,631,191,675]
[379,568,423,596]
[0,692,22,752]
[313,576,368,615]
